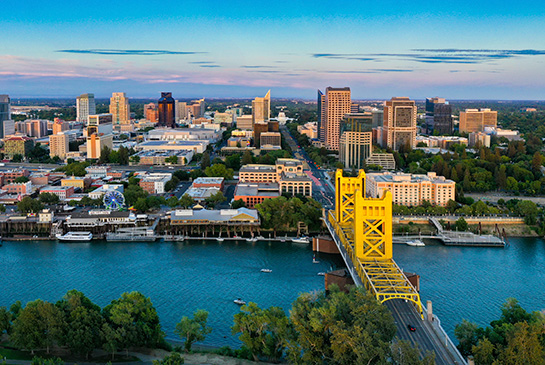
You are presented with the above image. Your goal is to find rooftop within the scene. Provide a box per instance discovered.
[367,172,454,185]
[171,208,259,223]
[239,164,276,173]
[235,182,280,197]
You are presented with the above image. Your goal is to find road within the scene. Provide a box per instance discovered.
[0,162,197,174]
[386,300,465,364]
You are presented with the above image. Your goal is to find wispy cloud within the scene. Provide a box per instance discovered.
[57,49,206,56]
[190,61,216,64]
[241,65,279,69]
[321,69,414,74]
[199,65,221,68]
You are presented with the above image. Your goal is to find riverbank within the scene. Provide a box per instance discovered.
[393,222,540,238]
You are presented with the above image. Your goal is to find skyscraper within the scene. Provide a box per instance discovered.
[425,97,453,135]
[76,93,96,123]
[339,113,373,169]
[158,92,176,128]
[145,103,158,123]
[86,114,113,159]
[109,92,130,125]
[252,90,271,125]
[0,95,11,139]
[317,90,326,143]
[50,132,69,159]
[175,101,188,122]
[317,87,351,151]
[459,109,497,133]
[383,97,417,151]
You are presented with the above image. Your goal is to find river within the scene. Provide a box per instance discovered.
[0,238,543,347]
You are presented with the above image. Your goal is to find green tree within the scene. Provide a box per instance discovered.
[225,154,241,170]
[165,176,180,192]
[241,150,253,165]
[205,191,226,208]
[101,322,122,360]
[133,197,149,212]
[152,352,185,365]
[454,319,480,357]
[30,357,64,365]
[167,196,179,208]
[0,306,11,334]
[390,340,436,365]
[17,197,44,213]
[118,146,129,165]
[12,154,23,162]
[179,194,195,209]
[455,217,468,231]
[14,176,30,183]
[232,303,290,362]
[204,164,234,180]
[500,322,544,365]
[98,146,111,164]
[516,200,538,225]
[231,199,246,209]
[0,204,7,213]
[175,310,212,352]
[201,152,211,169]
[39,192,60,205]
[472,338,495,365]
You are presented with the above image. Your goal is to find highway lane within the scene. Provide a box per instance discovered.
[386,300,464,365]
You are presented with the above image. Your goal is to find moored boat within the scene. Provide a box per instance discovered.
[56,232,93,242]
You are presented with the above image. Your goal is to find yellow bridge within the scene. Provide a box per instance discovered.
[327,169,423,318]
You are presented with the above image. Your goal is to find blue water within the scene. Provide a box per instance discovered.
[0,238,543,346]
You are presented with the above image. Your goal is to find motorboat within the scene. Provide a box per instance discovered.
[234,298,246,305]
[292,236,310,244]
[406,239,425,247]
[216,237,225,242]
[317,272,326,276]
[56,231,93,242]
[246,237,258,242]
[260,269,272,273]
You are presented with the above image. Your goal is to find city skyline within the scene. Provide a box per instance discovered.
[2,1,545,99]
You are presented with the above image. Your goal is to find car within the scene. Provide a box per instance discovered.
[408,324,416,332]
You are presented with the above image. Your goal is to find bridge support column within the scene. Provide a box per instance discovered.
[427,300,433,321]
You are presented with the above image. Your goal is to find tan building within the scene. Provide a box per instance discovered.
[145,103,158,123]
[297,122,318,139]
[459,109,497,133]
[321,87,351,151]
[383,97,417,151]
[109,92,130,125]
[49,132,69,159]
[236,115,253,130]
[252,90,271,124]
[3,135,34,158]
[260,132,281,148]
[238,158,312,197]
[366,172,455,207]
[339,113,373,169]
[61,176,91,189]
[52,118,69,135]
[366,153,396,170]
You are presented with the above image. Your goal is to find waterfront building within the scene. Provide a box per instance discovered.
[366,171,455,207]
[233,182,281,208]
[145,103,158,123]
[339,112,373,169]
[317,87,351,150]
[65,210,137,228]
[109,92,130,126]
[383,97,417,151]
[425,97,453,135]
[139,173,172,194]
[459,109,497,133]
[3,135,34,158]
[158,92,176,128]
[0,95,11,139]
[365,153,396,170]
[76,93,96,123]
[49,132,69,159]
[86,114,113,159]
[169,208,259,227]
[252,90,271,124]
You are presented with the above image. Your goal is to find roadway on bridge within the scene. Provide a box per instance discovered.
[386,300,464,365]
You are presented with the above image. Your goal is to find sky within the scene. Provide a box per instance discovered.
[1,0,545,100]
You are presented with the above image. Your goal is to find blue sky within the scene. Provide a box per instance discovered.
[1,0,545,99]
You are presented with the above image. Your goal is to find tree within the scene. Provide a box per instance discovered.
[500,322,544,364]
[0,204,6,213]
[205,164,234,180]
[179,194,195,209]
[165,176,180,192]
[231,199,246,209]
[167,196,179,208]
[99,146,111,164]
[39,192,60,205]
[133,197,149,212]
[30,357,65,365]
[12,154,23,162]
[152,352,185,365]
[201,152,210,169]
[17,196,44,213]
[472,338,495,365]
[118,146,129,165]
[242,150,253,165]
[0,306,11,334]
[175,309,211,352]
[232,303,290,362]
[14,176,30,183]
[205,191,226,208]
[12,300,64,354]
[455,217,468,231]
[516,200,538,225]
[454,319,480,357]
[391,340,436,365]
[225,154,241,170]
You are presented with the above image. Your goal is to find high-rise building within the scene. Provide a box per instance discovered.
[158,92,176,128]
[318,87,351,151]
[86,114,113,159]
[109,92,130,125]
[459,109,497,133]
[52,118,69,135]
[76,93,96,123]
[383,97,417,151]
[0,95,10,139]
[189,98,206,118]
[3,119,15,138]
[175,101,188,122]
[49,132,69,159]
[339,113,373,169]
[317,90,326,143]
[252,90,271,125]
[351,103,359,113]
[425,97,453,135]
[145,103,158,123]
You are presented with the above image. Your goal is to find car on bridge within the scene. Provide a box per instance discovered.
[408,324,416,332]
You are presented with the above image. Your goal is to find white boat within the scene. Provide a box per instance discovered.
[406,239,425,247]
[260,269,272,273]
[56,231,93,242]
[216,237,224,242]
[317,272,326,276]
[292,236,310,244]
[246,237,258,242]
[256,236,265,240]
[234,298,246,305]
